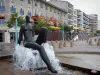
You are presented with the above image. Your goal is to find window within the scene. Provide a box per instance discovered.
[61,12,62,16]
[0,33,3,42]
[11,0,14,3]
[28,0,31,4]
[54,9,56,13]
[58,12,59,15]
[50,7,52,12]
[46,6,48,10]
[35,2,37,6]
[64,14,65,17]
[40,3,43,8]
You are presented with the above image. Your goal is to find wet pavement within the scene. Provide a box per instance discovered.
[0,59,89,75]
[0,60,35,75]
[57,54,100,71]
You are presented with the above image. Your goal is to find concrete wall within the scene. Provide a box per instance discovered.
[4,32,10,43]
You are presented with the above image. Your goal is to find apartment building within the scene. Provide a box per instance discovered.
[73,9,77,27]
[74,9,89,32]
[89,14,98,33]
[3,0,67,23]
[48,0,74,26]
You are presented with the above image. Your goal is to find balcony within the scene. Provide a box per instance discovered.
[0,5,5,12]
[10,7,16,13]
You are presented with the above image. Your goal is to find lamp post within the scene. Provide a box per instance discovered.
[62,24,64,42]
[15,17,18,44]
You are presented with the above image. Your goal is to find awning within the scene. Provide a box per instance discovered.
[9,27,20,32]
[0,25,8,32]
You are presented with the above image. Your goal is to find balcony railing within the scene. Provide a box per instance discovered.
[0,5,5,12]
[10,7,16,13]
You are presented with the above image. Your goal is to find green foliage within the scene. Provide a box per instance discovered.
[7,13,17,28]
[96,30,100,34]
[7,13,25,28]
[64,25,73,31]
[17,16,25,27]
[59,25,64,30]
[34,19,49,34]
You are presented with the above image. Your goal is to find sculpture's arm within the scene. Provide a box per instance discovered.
[18,26,23,45]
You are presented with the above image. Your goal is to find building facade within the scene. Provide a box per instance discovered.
[48,0,74,26]
[0,0,67,43]
[88,14,98,33]
[4,0,67,23]
[74,9,89,32]
[73,9,77,27]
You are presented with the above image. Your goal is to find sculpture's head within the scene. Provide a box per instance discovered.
[36,28,48,45]
[25,15,30,23]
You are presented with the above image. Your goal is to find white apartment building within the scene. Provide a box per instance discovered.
[74,9,89,32]
[48,0,74,26]
[73,9,77,27]
[88,14,98,33]
[0,0,67,43]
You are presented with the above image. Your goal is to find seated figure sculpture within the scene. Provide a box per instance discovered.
[18,16,57,73]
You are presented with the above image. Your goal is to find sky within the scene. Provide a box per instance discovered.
[47,0,100,29]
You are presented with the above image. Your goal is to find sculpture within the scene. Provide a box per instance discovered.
[18,16,57,73]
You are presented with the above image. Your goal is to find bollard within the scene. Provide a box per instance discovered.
[56,40,58,43]
[97,40,100,46]
[70,41,73,47]
[87,39,88,43]
[51,41,56,49]
[89,39,92,45]
[59,41,63,49]
[63,40,67,47]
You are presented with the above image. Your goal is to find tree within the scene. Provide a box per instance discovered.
[17,16,25,27]
[33,19,49,34]
[96,30,100,34]
[7,13,25,28]
[7,13,17,28]
[64,25,73,31]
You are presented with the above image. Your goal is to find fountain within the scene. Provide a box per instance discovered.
[12,43,93,75]
[13,43,62,73]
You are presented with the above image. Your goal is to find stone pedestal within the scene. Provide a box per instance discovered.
[51,41,56,49]
[56,40,58,43]
[70,41,73,47]
[63,40,66,47]
[59,41,63,49]
[4,32,10,43]
[89,40,92,45]
[97,41,100,46]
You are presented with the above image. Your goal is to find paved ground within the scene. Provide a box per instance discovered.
[48,40,100,54]
[57,54,100,71]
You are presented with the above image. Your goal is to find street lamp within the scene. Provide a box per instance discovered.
[15,17,18,44]
[62,24,64,42]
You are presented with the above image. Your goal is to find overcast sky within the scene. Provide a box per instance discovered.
[47,0,100,29]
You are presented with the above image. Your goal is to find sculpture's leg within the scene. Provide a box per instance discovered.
[24,42,57,73]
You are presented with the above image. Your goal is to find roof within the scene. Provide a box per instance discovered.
[37,0,67,13]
